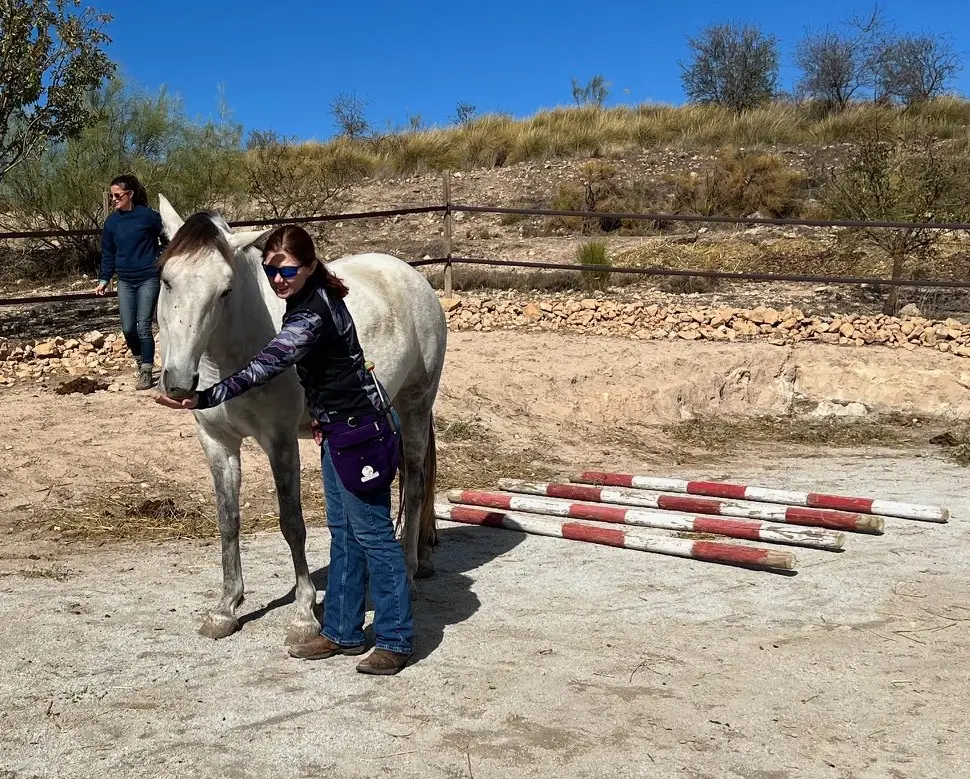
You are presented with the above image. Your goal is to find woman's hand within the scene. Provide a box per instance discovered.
[154,392,199,410]
[311,419,324,446]
[94,281,108,296]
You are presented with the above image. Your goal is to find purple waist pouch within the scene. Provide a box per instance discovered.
[322,413,400,495]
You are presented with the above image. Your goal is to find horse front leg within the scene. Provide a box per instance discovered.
[197,427,245,640]
[261,433,320,645]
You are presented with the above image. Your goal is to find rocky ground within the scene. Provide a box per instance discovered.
[4,292,970,393]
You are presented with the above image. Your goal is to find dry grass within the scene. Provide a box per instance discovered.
[434,415,558,490]
[41,479,286,542]
[928,429,970,466]
[46,492,220,541]
[422,265,644,293]
[19,564,72,581]
[664,414,934,455]
[301,99,970,175]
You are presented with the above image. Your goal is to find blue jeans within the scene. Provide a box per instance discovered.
[321,441,413,655]
[116,276,160,367]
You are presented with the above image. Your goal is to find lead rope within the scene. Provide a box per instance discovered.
[365,361,407,536]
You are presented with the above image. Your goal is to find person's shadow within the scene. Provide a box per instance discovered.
[238,525,523,662]
[411,525,523,661]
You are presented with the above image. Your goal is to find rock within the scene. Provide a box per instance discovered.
[440,298,461,312]
[839,323,855,338]
[580,299,599,311]
[811,400,869,418]
[818,332,840,344]
[522,302,543,320]
[33,341,61,359]
[677,329,701,341]
[899,304,921,317]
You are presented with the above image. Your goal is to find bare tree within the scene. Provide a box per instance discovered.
[570,75,610,108]
[329,92,371,139]
[0,0,115,183]
[873,34,961,105]
[820,132,970,314]
[244,130,368,220]
[795,31,860,111]
[680,23,779,112]
[794,9,886,111]
[452,102,477,125]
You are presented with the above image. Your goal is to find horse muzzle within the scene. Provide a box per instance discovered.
[162,368,199,400]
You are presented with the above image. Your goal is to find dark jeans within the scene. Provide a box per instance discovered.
[321,441,413,655]
[116,276,160,367]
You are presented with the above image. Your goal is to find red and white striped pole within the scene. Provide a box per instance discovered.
[574,471,949,523]
[435,504,796,570]
[446,490,844,550]
[497,478,882,534]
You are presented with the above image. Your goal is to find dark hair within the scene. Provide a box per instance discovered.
[110,174,148,207]
[159,211,232,269]
[262,225,349,298]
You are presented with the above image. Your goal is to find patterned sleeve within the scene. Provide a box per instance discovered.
[196,311,324,409]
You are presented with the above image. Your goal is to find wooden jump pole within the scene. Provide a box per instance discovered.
[435,504,797,570]
[497,479,881,534]
[573,471,949,523]
[446,490,843,550]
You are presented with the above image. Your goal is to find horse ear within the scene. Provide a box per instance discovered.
[158,194,184,239]
[227,229,273,252]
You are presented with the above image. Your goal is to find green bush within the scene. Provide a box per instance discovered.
[578,241,611,292]
[0,79,244,277]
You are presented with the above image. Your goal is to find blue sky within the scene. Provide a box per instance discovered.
[98,0,969,140]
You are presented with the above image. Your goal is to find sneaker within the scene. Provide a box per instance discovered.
[287,636,367,660]
[136,365,154,391]
[356,648,412,676]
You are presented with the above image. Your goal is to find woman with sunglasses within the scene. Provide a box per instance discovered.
[95,175,166,390]
[155,225,413,676]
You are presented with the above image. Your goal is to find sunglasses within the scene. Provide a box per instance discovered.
[262,264,302,280]
[110,191,130,201]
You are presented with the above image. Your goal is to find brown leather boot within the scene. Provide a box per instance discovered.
[287,635,366,660]
[356,648,412,676]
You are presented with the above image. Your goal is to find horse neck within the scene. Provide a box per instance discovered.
[203,251,283,377]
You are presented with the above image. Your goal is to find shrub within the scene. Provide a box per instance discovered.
[577,241,611,292]
[668,148,807,218]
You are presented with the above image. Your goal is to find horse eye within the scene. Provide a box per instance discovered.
[162,279,172,290]
[220,288,232,299]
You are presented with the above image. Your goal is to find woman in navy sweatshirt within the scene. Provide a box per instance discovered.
[95,175,165,390]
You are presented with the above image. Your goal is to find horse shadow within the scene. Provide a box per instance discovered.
[238,524,523,662]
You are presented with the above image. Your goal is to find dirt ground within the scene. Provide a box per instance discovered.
[0,332,968,779]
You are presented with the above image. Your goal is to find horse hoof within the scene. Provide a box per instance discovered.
[199,613,240,640]
[285,618,322,646]
[414,561,436,580]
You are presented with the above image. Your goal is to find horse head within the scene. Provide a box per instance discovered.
[156,195,270,399]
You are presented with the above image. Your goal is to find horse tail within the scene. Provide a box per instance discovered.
[418,418,438,553]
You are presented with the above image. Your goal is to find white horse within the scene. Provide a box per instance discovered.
[155,196,446,642]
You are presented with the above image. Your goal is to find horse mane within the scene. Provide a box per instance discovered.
[159,210,234,268]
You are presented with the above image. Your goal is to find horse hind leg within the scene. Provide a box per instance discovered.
[415,420,437,579]
[260,431,321,646]
[197,428,245,640]
[396,395,438,581]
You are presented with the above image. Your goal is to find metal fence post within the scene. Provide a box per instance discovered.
[442,172,453,298]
